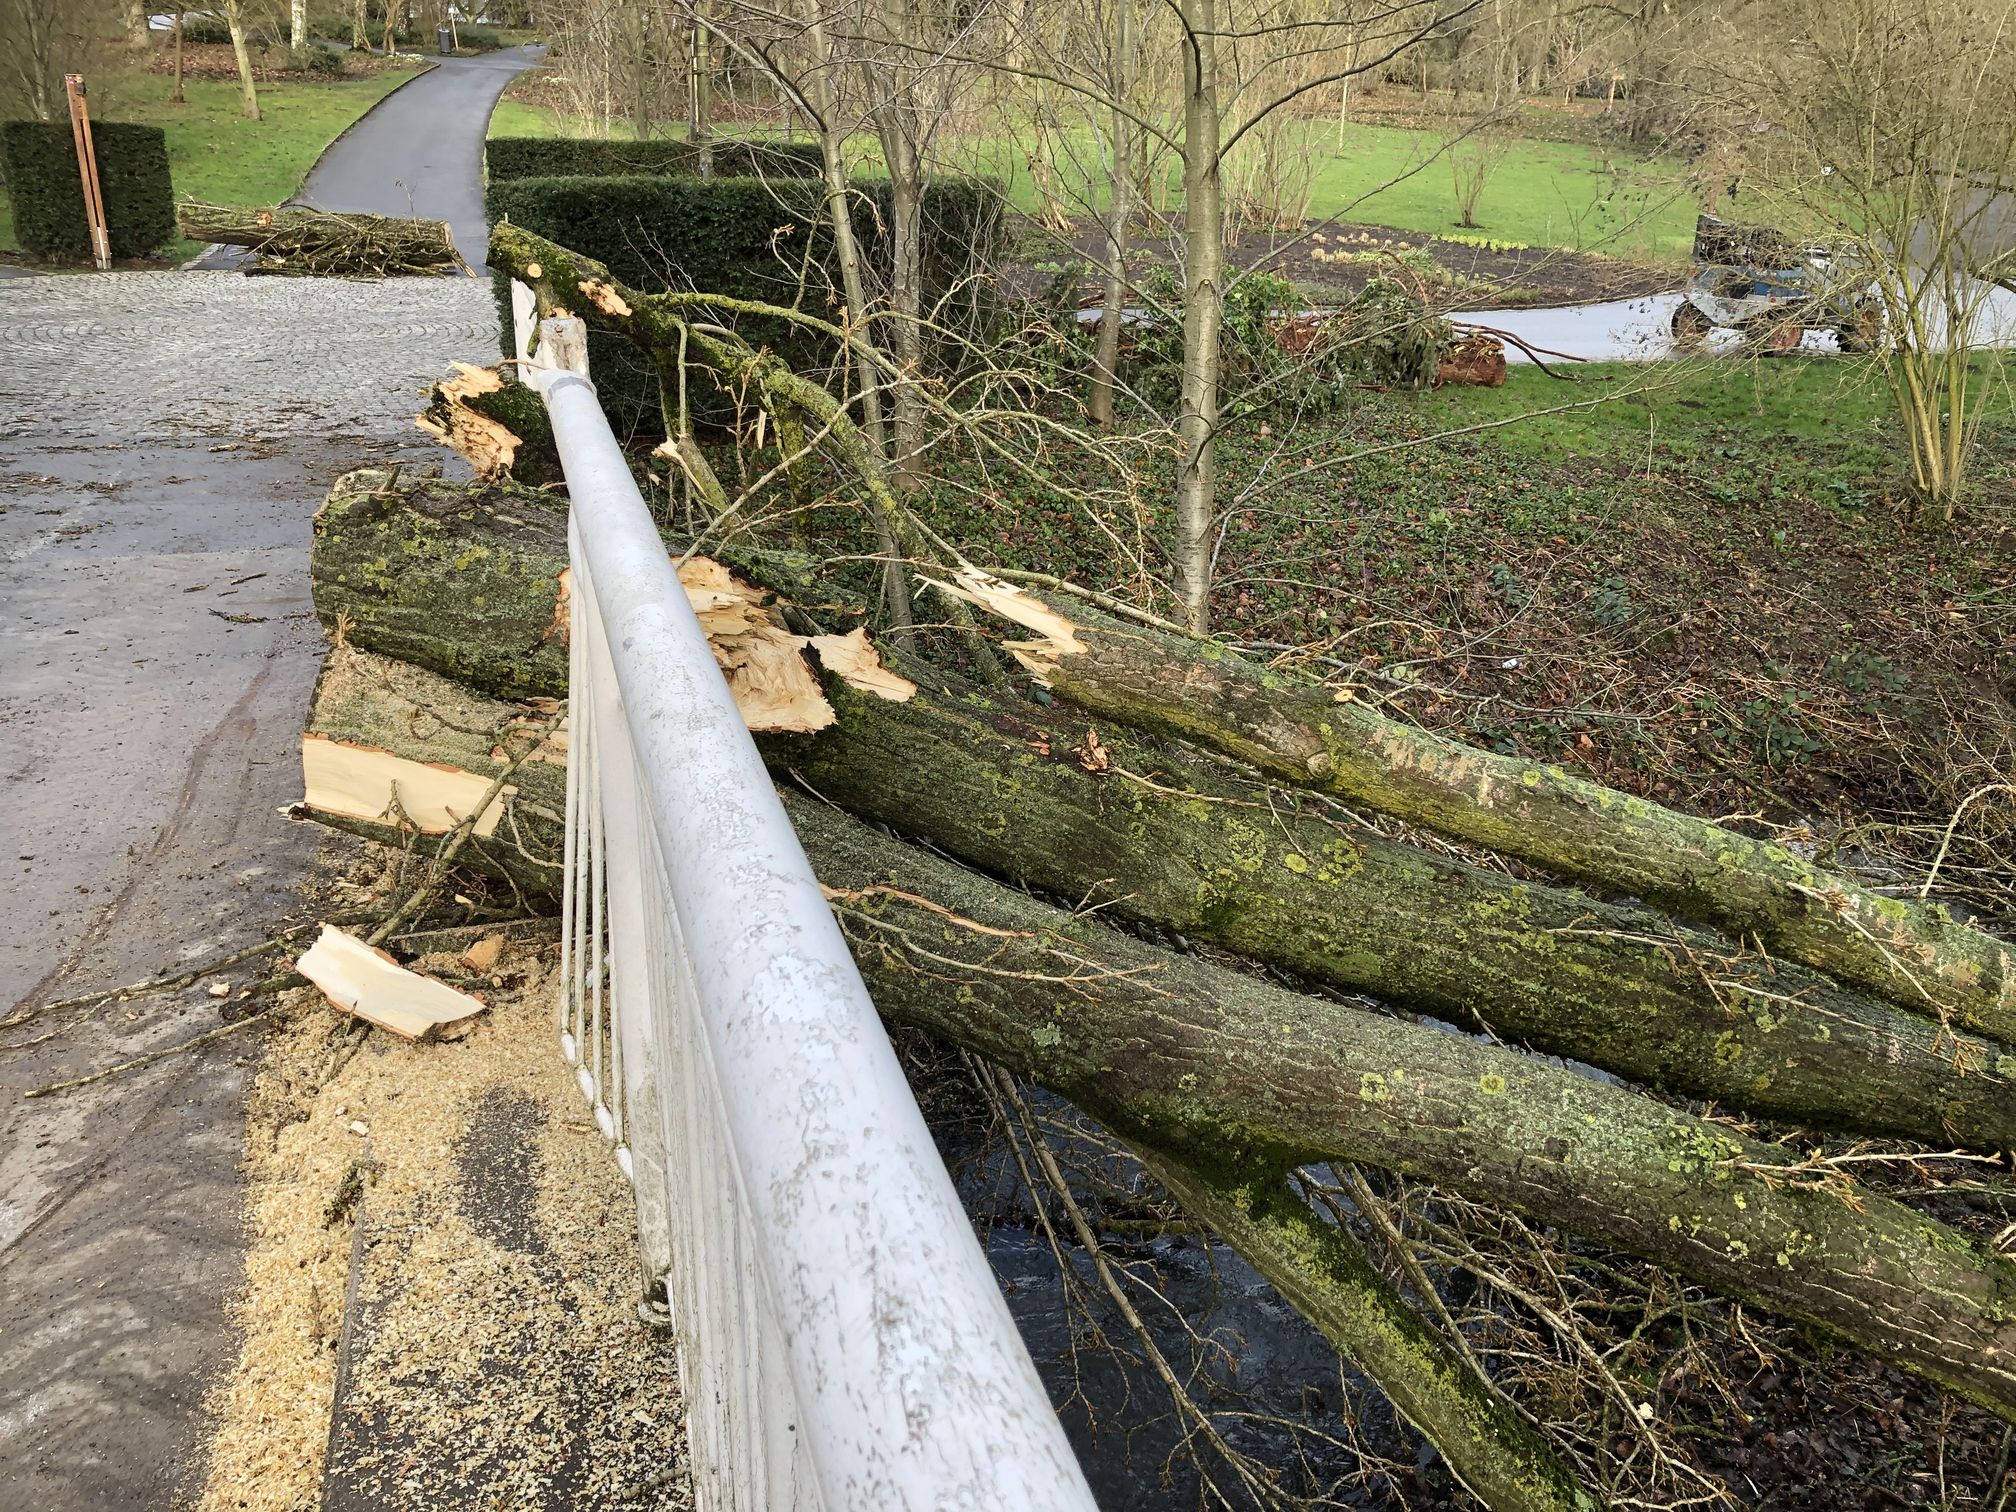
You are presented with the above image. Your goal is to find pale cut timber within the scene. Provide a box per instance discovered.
[301,734,512,837]
[297,925,487,1040]
[805,628,917,702]
[413,362,520,480]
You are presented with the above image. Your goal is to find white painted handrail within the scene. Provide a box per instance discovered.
[525,314,1095,1511]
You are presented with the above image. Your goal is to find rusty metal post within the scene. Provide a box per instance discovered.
[64,75,112,271]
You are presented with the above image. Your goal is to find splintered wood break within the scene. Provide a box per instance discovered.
[296,924,486,1041]
[415,362,521,480]
[676,557,835,733]
[920,566,1086,683]
[301,734,514,836]
[805,628,917,702]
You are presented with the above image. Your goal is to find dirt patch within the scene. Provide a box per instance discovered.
[196,929,690,1510]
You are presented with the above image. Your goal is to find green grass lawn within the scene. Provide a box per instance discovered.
[0,65,426,263]
[488,98,638,141]
[488,95,1698,261]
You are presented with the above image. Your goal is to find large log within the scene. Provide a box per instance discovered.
[292,645,2016,1424]
[306,477,2016,1150]
[937,570,2016,1045]
[780,677,2016,1150]
[176,201,468,276]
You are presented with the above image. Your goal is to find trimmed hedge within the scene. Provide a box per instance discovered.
[486,171,1002,437]
[486,136,825,186]
[1,120,175,262]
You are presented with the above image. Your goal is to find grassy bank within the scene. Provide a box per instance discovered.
[487,91,1696,259]
[0,66,426,263]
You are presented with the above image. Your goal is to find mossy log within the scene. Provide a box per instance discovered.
[950,583,2016,1046]
[292,645,2016,1425]
[176,201,467,276]
[312,469,571,702]
[305,478,2016,1150]
[775,678,2016,1151]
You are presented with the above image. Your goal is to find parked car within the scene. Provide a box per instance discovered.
[1671,214,1889,353]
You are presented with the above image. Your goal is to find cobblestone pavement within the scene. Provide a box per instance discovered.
[0,269,497,1509]
[0,270,498,440]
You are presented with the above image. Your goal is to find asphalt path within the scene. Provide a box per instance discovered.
[0,48,524,1506]
[293,47,541,271]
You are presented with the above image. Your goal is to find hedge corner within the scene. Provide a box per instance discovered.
[0,120,175,263]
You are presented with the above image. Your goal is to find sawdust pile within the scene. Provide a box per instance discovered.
[198,936,690,1511]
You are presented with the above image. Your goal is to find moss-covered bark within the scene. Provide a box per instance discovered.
[306,476,2016,1148]
[774,677,2016,1151]
[791,794,2016,1423]
[311,470,572,704]
[999,597,2015,1045]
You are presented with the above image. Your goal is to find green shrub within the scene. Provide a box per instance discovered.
[486,171,1002,437]
[179,14,232,42]
[0,120,175,263]
[307,12,357,39]
[280,45,345,76]
[486,135,825,185]
[455,23,505,49]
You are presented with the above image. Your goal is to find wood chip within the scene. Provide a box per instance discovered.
[297,925,486,1041]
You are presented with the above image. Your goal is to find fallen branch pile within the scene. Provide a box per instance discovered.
[286,228,2016,1510]
[176,201,469,277]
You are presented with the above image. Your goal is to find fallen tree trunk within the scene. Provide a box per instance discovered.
[292,644,2016,1424]
[935,568,2016,1046]
[176,201,468,276]
[780,678,2016,1150]
[306,477,2016,1150]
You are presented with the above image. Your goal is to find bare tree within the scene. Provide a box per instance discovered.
[223,0,262,119]
[1698,0,2016,517]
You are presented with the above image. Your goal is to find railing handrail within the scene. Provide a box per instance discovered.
[527,325,1096,1510]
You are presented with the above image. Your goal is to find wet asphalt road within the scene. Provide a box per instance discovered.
[0,56,517,1505]
[295,48,540,270]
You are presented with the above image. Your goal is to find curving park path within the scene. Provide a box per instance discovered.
[0,54,529,1512]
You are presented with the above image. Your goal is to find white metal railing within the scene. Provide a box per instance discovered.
[522,311,1096,1512]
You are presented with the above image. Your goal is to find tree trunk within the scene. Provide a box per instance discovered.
[688,9,714,176]
[292,0,308,50]
[1174,0,1223,632]
[306,478,2016,1151]
[124,0,151,54]
[224,0,261,121]
[1088,2,1134,430]
[312,471,571,700]
[292,641,2016,1424]
[954,586,2016,1043]
[798,14,911,629]
[173,11,187,103]
[176,203,464,274]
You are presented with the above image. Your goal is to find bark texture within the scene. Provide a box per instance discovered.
[312,469,570,701]
[776,678,2016,1150]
